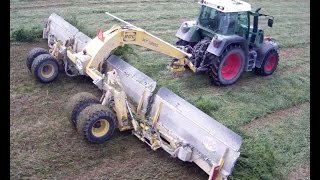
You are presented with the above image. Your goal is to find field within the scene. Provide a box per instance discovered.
[10,0,310,179]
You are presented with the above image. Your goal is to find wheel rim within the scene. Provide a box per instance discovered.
[92,119,110,137]
[264,54,276,72]
[41,64,54,78]
[221,53,242,80]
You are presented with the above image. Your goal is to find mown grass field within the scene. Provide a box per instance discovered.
[10,0,310,179]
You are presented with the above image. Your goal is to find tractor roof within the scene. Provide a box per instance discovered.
[198,0,251,13]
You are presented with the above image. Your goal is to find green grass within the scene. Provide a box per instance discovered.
[231,134,281,179]
[10,0,310,179]
[11,27,42,42]
[243,103,310,178]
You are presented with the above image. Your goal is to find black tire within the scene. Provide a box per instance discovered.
[190,38,211,67]
[31,54,59,83]
[253,49,279,76]
[26,47,49,71]
[77,104,116,144]
[210,45,246,86]
[65,92,100,128]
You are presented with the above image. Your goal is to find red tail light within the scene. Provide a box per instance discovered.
[211,166,220,180]
[213,39,219,48]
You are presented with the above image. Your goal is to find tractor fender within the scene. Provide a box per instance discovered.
[207,35,249,57]
[255,41,279,68]
[175,21,201,43]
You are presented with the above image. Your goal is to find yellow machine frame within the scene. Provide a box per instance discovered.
[46,16,228,179]
[65,24,197,84]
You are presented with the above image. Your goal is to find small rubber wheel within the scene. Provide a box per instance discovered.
[31,54,59,83]
[77,104,116,144]
[65,92,100,128]
[26,47,49,71]
[254,49,279,76]
[210,45,245,86]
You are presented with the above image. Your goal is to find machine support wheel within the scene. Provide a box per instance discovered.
[253,49,279,76]
[31,54,59,83]
[65,92,100,128]
[77,104,116,144]
[26,47,49,71]
[210,45,245,86]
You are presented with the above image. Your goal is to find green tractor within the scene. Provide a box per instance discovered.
[175,0,279,86]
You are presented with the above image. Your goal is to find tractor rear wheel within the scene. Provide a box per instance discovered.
[65,92,100,128]
[253,49,279,76]
[77,104,116,144]
[26,47,49,71]
[31,54,59,83]
[210,45,245,86]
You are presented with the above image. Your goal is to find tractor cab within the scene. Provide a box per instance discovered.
[195,0,251,38]
[197,5,238,36]
[196,0,274,47]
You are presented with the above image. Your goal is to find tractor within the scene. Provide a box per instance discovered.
[175,0,279,86]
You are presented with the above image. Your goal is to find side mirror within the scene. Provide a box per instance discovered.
[268,18,273,27]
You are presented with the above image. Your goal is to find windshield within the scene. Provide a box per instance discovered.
[198,6,238,35]
[198,6,220,31]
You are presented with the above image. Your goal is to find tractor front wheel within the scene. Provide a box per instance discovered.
[210,45,245,86]
[65,92,100,128]
[31,54,59,83]
[26,47,49,71]
[253,49,279,76]
[77,104,116,144]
